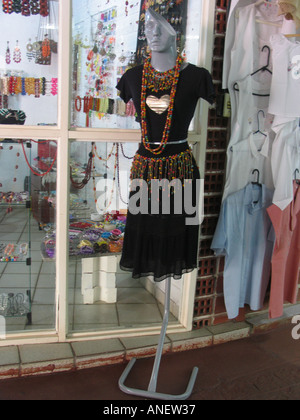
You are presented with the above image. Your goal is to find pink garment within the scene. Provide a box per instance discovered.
[267,181,300,319]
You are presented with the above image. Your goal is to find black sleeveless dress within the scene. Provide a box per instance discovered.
[116,63,215,282]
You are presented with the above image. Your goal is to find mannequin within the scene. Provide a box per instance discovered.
[117,9,215,399]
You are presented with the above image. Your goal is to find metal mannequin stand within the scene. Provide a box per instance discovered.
[118,277,199,400]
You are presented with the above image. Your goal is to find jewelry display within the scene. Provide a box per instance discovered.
[42,212,126,260]
[3,0,47,15]
[0,76,57,97]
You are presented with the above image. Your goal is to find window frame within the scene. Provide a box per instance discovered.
[0,0,216,346]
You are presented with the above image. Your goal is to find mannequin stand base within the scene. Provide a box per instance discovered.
[118,358,198,400]
[118,277,198,400]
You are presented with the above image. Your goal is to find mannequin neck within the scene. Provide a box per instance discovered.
[150,49,177,73]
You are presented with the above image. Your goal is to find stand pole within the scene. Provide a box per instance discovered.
[118,278,199,400]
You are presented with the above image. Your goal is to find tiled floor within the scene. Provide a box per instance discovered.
[0,208,176,335]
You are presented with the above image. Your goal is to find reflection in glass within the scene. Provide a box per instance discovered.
[0,139,57,333]
[65,141,182,334]
[0,1,59,125]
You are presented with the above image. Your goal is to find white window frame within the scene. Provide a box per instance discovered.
[0,0,216,346]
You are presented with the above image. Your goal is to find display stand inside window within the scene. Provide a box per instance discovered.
[0,140,32,324]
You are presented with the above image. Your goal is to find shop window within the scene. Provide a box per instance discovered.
[71,0,203,130]
[0,139,57,335]
[0,1,58,126]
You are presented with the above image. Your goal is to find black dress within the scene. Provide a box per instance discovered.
[117,63,215,282]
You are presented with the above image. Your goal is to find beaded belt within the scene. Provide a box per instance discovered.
[130,148,195,184]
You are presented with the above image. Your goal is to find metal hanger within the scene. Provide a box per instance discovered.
[233,46,272,97]
[251,45,273,76]
[253,110,267,137]
[252,169,261,186]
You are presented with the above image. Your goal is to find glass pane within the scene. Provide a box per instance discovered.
[0,139,57,335]
[0,1,59,126]
[62,140,181,334]
[71,0,202,129]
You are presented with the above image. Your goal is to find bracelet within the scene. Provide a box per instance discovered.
[30,0,39,14]
[39,0,48,17]
[19,243,28,255]
[4,243,15,256]
[21,0,30,16]
[3,0,13,13]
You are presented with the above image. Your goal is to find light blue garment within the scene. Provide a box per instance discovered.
[211,183,275,319]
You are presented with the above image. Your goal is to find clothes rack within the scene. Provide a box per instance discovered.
[118,277,199,400]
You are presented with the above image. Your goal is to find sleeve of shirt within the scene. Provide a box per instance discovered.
[116,71,132,104]
[211,200,228,256]
[197,68,216,105]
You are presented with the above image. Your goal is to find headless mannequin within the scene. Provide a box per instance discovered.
[118,9,199,400]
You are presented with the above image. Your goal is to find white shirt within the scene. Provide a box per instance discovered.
[229,75,273,147]
[223,132,274,200]
[211,183,275,319]
[269,33,300,118]
[224,2,285,92]
[271,120,300,209]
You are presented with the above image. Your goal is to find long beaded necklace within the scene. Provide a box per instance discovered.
[141,54,183,155]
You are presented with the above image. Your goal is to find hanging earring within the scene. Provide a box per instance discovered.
[26,38,34,61]
[13,40,22,64]
[5,42,11,65]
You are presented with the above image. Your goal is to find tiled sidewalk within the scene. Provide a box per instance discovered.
[0,321,250,380]
[0,319,299,400]
[0,303,299,383]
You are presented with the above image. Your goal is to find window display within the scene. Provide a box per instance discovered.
[0,0,208,342]
[0,139,57,333]
[0,0,58,125]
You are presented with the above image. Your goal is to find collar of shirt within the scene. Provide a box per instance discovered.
[244,183,268,214]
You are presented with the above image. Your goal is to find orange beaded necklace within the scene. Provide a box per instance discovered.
[141,54,183,155]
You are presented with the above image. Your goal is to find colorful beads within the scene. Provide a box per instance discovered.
[141,54,183,155]
[130,148,194,184]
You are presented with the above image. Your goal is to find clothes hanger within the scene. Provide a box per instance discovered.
[233,46,272,97]
[253,110,268,137]
[285,33,300,38]
[252,169,262,186]
[255,0,282,27]
[251,45,273,76]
